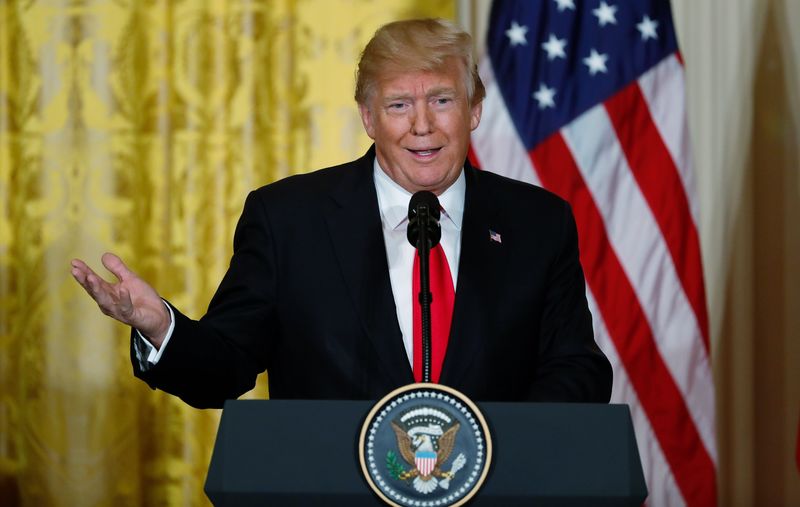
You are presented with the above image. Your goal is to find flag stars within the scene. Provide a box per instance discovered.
[506,21,528,46]
[541,33,567,60]
[637,15,659,40]
[533,83,556,109]
[583,49,609,75]
[593,1,618,26]
[553,0,576,11]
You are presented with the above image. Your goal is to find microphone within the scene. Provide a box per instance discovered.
[407,191,441,384]
[407,191,442,250]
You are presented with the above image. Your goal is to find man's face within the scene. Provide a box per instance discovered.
[358,60,482,195]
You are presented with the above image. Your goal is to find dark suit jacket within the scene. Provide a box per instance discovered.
[133,147,612,408]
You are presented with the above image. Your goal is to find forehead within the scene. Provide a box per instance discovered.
[372,61,465,98]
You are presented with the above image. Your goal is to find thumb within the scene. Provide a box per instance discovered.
[101,252,136,282]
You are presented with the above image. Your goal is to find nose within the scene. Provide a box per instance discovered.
[410,104,434,135]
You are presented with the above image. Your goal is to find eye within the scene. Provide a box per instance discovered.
[387,102,407,111]
[432,96,455,107]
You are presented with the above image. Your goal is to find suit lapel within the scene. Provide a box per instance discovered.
[441,165,494,386]
[323,148,414,387]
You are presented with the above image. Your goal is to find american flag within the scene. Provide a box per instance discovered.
[470,1,717,505]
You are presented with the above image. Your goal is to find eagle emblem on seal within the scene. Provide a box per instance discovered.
[386,407,467,494]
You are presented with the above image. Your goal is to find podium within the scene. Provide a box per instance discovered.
[205,400,647,506]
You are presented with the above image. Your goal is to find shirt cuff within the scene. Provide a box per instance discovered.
[133,301,176,370]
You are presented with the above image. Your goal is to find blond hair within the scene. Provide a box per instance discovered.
[355,18,485,106]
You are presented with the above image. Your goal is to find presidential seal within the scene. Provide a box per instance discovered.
[358,384,492,507]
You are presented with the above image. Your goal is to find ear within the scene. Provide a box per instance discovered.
[469,101,483,131]
[359,103,376,139]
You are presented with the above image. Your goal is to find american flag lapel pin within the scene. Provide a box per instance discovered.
[489,229,502,244]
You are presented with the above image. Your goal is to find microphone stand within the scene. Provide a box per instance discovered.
[416,203,433,383]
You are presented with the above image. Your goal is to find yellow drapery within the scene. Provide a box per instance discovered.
[0,1,454,505]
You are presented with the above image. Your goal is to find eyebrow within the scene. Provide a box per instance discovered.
[382,87,458,103]
[426,86,457,97]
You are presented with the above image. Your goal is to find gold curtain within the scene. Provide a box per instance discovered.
[0,1,454,505]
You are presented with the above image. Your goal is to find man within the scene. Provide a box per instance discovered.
[71,19,611,408]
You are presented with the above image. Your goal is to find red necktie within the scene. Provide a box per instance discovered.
[412,243,455,383]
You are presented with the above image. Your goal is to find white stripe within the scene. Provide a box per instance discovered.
[587,292,686,507]
[471,59,541,186]
[560,106,717,463]
[638,55,700,226]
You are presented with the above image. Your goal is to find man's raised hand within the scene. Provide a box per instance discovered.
[70,253,170,348]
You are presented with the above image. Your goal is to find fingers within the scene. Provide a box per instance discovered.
[70,254,158,330]
[101,252,136,283]
[70,257,122,317]
[70,258,100,288]
[86,273,117,311]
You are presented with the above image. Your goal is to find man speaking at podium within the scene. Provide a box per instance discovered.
[71,19,611,408]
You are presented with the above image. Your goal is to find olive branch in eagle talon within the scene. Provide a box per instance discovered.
[388,420,461,484]
[386,451,406,479]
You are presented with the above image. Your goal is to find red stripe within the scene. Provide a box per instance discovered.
[531,133,717,507]
[467,144,481,169]
[604,81,710,350]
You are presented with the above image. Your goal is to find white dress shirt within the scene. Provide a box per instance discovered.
[372,159,464,367]
[134,160,466,370]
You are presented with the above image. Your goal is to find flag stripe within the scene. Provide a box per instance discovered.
[530,133,717,507]
[604,76,710,351]
[586,292,686,507]
[560,101,716,462]
[637,55,700,224]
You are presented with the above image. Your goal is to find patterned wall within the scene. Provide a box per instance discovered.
[0,1,453,505]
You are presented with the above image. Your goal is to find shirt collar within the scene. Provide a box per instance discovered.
[373,157,465,231]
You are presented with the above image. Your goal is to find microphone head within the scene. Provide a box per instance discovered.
[407,191,442,249]
[408,191,441,221]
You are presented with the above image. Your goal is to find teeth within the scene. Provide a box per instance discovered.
[417,150,432,155]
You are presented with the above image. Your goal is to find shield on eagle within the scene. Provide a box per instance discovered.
[415,450,437,477]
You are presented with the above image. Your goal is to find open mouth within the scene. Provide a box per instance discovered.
[407,147,442,157]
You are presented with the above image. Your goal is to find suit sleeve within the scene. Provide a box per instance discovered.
[130,191,277,408]
[528,201,613,402]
